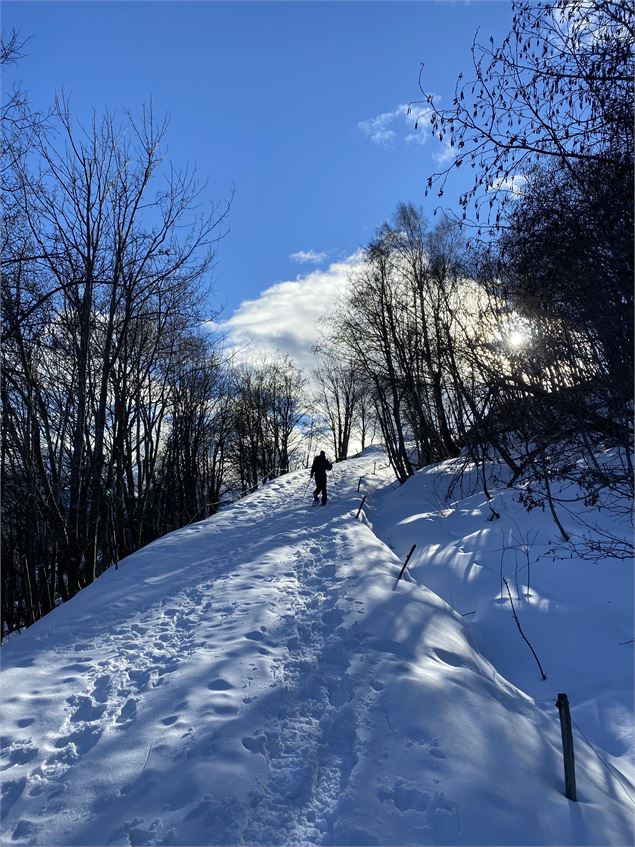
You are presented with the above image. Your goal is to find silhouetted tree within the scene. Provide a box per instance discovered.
[415,0,633,228]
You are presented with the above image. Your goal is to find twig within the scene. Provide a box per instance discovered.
[503,577,547,680]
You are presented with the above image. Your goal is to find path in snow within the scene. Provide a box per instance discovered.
[2,453,420,845]
[1,448,633,846]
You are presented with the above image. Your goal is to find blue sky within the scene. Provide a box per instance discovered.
[4,1,513,362]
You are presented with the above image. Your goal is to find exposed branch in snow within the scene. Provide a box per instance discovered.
[487,503,501,522]
[540,455,571,542]
[503,577,547,681]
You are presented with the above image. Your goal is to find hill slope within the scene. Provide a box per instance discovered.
[1,448,633,846]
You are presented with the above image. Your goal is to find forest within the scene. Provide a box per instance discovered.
[2,0,632,635]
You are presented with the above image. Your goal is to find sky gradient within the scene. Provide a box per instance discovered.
[4,1,514,363]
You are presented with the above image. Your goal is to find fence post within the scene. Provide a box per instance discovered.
[556,693,577,801]
[398,544,417,581]
[355,495,367,520]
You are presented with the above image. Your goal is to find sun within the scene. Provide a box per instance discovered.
[507,329,527,349]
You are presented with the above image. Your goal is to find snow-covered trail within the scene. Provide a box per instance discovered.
[1,449,633,846]
[1,453,405,845]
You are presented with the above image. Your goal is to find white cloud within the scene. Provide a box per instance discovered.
[289,249,328,264]
[358,103,431,147]
[358,111,398,146]
[405,132,428,147]
[394,103,418,126]
[433,138,456,165]
[212,253,364,377]
[489,175,528,196]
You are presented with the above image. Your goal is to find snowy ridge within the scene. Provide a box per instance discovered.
[1,448,633,846]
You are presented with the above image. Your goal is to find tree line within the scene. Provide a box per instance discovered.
[0,61,319,633]
[315,0,633,537]
[0,69,374,635]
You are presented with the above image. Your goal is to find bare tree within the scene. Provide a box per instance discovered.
[312,347,362,461]
[151,338,232,532]
[407,0,633,540]
[331,208,480,481]
[414,0,633,228]
[2,98,229,631]
[228,356,306,496]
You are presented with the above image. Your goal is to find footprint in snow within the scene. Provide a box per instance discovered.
[45,744,79,771]
[1,776,26,820]
[242,735,266,753]
[11,820,39,842]
[129,668,154,690]
[212,704,239,716]
[115,698,137,726]
[244,630,264,642]
[67,694,106,722]
[1,741,39,769]
[377,780,458,834]
[328,676,354,707]
[157,659,179,676]
[377,779,431,813]
[91,674,112,703]
[207,678,232,691]
[428,737,446,758]
[55,725,102,755]
[322,608,344,627]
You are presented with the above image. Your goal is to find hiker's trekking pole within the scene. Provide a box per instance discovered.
[329,457,341,499]
[301,475,312,501]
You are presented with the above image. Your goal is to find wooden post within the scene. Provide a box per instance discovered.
[357,476,363,492]
[355,495,367,520]
[556,693,577,801]
[398,544,417,581]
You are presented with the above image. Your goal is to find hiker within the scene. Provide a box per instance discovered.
[310,450,333,505]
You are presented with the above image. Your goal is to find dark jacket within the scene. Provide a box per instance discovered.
[310,454,332,479]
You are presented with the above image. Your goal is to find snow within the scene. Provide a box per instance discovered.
[1,447,633,846]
